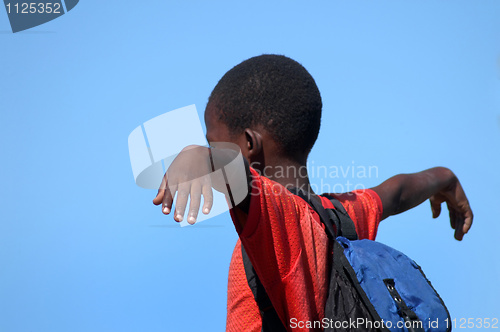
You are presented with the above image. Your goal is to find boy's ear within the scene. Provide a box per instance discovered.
[244,128,263,159]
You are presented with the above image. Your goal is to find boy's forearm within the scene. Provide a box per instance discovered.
[372,167,456,220]
[210,146,252,229]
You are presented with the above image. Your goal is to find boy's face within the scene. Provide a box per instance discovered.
[205,104,230,143]
[204,104,247,158]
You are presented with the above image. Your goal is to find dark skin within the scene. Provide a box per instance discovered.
[153,104,473,240]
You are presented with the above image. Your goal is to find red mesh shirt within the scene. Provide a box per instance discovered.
[226,168,383,332]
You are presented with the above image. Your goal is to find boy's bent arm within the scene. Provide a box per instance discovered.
[371,167,473,240]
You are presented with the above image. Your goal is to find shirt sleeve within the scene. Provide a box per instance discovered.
[326,189,383,241]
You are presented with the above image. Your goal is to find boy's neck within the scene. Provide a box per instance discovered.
[252,158,314,195]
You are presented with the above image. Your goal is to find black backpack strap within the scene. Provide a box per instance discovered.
[294,189,339,239]
[241,245,287,332]
[327,197,358,241]
[290,188,359,241]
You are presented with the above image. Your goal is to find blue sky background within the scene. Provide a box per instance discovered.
[1,1,499,331]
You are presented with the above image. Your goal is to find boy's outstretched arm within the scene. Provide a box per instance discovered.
[370,167,473,241]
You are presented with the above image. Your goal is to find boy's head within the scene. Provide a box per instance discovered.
[205,54,322,165]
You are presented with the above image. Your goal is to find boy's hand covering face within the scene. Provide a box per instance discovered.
[152,143,248,225]
[429,179,473,241]
[153,145,214,224]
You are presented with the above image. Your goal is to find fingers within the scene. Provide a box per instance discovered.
[455,203,473,241]
[429,196,442,219]
[162,184,175,215]
[186,176,214,223]
[154,173,213,224]
[187,183,201,224]
[153,190,164,206]
[447,202,456,230]
[450,181,473,240]
[432,184,473,241]
[202,179,213,215]
[153,174,168,206]
[449,202,473,241]
[454,219,464,241]
[174,182,190,222]
[154,177,174,215]
[462,207,473,235]
[452,207,465,241]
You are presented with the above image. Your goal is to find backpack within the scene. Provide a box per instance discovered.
[241,189,451,332]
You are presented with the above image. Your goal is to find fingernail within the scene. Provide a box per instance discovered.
[188,216,196,224]
[203,208,210,214]
[176,214,183,222]
[163,207,170,214]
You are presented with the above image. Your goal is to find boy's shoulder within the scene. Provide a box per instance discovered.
[246,167,383,241]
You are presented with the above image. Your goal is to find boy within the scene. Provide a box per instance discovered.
[153,55,473,331]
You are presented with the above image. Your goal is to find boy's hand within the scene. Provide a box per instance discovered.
[429,178,473,241]
[152,143,249,225]
[152,145,214,224]
[372,167,473,241]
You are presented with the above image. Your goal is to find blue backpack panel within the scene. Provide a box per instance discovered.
[338,237,450,331]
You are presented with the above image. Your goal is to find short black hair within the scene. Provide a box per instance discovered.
[208,54,322,160]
